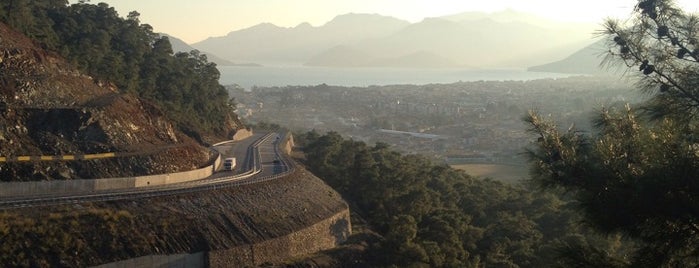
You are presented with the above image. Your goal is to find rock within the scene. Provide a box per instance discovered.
[0,22,208,181]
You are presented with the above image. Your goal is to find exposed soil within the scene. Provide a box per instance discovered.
[0,22,212,181]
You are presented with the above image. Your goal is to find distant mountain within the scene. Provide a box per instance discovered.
[346,16,596,68]
[528,39,617,74]
[194,11,598,68]
[441,9,596,30]
[192,13,410,63]
[160,34,259,66]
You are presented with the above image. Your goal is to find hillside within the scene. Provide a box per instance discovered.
[528,39,616,74]
[162,33,260,66]
[0,22,209,181]
[0,41,350,261]
[0,167,350,267]
[0,2,350,267]
[0,2,244,142]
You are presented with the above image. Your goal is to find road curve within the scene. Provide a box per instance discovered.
[0,132,292,209]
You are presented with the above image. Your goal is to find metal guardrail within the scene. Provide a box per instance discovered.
[0,143,192,163]
[0,152,117,162]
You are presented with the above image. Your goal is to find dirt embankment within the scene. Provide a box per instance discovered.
[0,22,211,181]
[0,167,349,267]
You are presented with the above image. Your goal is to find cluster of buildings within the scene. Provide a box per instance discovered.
[230,76,636,164]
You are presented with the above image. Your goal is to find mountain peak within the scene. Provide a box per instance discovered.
[295,22,313,29]
[325,13,410,27]
[248,22,282,30]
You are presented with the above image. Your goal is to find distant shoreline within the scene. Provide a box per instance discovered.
[217,65,575,89]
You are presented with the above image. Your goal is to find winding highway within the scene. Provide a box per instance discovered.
[0,132,293,209]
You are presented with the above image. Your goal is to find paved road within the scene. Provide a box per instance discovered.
[0,132,291,209]
[210,133,265,177]
[257,133,288,178]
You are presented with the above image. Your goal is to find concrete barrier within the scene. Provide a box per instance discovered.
[212,151,223,172]
[0,132,254,197]
[280,132,295,155]
[94,177,133,191]
[0,150,223,197]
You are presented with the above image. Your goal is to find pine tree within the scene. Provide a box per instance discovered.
[525,0,699,266]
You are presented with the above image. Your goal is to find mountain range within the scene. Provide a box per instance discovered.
[183,11,599,69]
[162,34,260,66]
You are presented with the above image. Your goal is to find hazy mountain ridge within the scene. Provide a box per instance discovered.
[528,39,618,74]
[161,34,260,66]
[193,11,598,68]
[193,13,411,63]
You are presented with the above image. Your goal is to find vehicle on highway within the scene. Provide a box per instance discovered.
[223,157,236,171]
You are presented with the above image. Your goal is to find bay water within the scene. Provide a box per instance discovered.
[217,65,573,89]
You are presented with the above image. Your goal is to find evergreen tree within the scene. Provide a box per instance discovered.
[0,1,239,138]
[301,132,628,267]
[525,0,699,265]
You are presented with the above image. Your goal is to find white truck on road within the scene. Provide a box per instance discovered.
[223,157,236,171]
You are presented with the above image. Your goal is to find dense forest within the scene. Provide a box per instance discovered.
[299,131,630,267]
[0,0,238,141]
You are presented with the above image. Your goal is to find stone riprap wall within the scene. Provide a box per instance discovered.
[91,252,205,268]
[209,208,351,267]
[0,153,221,197]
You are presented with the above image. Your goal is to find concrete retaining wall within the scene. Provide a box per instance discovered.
[281,132,295,155]
[0,153,222,197]
[232,128,253,141]
[94,208,351,268]
[0,129,256,197]
[209,208,351,267]
[92,252,205,268]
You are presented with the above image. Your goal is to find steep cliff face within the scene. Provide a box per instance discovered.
[0,22,209,181]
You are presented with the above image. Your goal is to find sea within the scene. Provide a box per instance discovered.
[217,65,574,89]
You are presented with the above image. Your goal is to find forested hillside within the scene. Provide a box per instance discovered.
[0,1,241,141]
[299,131,631,267]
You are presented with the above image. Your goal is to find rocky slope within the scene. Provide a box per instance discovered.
[0,22,210,181]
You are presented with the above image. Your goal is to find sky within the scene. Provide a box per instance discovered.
[88,0,699,44]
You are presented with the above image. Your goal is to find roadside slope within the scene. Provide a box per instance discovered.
[0,167,349,267]
[0,21,209,181]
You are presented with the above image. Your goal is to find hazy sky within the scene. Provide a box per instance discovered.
[89,0,699,43]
